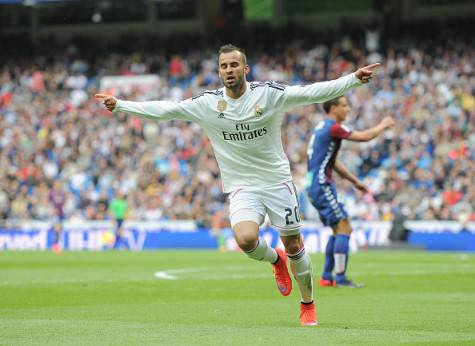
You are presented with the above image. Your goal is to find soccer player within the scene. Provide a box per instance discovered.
[48,180,67,254]
[109,190,128,249]
[306,95,394,288]
[95,44,379,326]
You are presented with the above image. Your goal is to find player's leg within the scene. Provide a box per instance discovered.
[113,219,122,249]
[232,219,277,262]
[231,211,291,296]
[230,188,294,296]
[228,189,293,295]
[118,220,128,249]
[313,184,362,287]
[321,231,336,286]
[264,182,317,325]
[281,234,313,302]
[229,189,275,260]
[333,219,351,283]
[308,188,335,287]
[281,234,317,326]
[333,219,364,288]
[51,215,63,254]
[52,223,62,254]
[316,183,365,287]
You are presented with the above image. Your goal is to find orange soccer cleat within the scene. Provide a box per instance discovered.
[272,248,292,296]
[319,277,335,287]
[300,302,318,326]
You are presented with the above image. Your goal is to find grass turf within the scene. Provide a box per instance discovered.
[0,250,474,345]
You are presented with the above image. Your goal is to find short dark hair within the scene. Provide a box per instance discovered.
[218,44,247,64]
[323,96,343,114]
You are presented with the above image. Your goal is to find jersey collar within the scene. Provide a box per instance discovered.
[223,82,250,103]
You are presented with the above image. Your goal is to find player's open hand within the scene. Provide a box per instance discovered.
[95,94,117,112]
[355,63,380,83]
[381,116,395,129]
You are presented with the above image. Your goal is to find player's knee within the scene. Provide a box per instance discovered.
[282,235,303,255]
[335,219,352,235]
[336,228,352,235]
[233,220,260,251]
[234,232,258,252]
[285,242,302,255]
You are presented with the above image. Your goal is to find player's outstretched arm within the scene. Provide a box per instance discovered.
[94,93,202,122]
[347,116,395,142]
[277,63,381,109]
[334,160,370,194]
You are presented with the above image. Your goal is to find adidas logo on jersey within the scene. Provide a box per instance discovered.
[218,113,225,118]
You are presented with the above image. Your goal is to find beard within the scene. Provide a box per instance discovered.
[221,73,244,92]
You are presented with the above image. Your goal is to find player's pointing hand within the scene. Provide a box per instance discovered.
[354,63,380,83]
[95,94,117,112]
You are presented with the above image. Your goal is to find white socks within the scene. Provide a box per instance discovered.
[245,240,314,303]
[288,247,314,303]
[244,237,278,263]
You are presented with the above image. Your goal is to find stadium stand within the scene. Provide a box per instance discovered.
[0,16,474,228]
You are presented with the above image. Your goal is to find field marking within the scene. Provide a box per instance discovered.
[153,266,270,281]
[154,268,204,280]
[154,272,178,280]
[1,264,474,285]
[153,265,475,281]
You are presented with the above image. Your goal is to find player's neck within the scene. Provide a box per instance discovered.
[328,114,341,123]
[225,82,247,99]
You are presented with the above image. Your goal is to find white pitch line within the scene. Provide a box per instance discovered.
[153,267,209,281]
[154,272,178,280]
[154,266,475,281]
[153,266,262,281]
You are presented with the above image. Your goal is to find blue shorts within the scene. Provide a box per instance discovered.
[307,183,348,226]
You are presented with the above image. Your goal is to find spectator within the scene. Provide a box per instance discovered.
[0,25,473,223]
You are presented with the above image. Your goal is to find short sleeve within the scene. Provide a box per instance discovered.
[329,123,352,139]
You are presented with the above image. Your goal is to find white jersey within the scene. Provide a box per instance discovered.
[114,73,361,193]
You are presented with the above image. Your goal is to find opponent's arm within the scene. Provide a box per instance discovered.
[347,116,395,142]
[334,160,370,194]
[277,64,379,109]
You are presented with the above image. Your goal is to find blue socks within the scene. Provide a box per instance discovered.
[322,235,335,281]
[334,234,350,283]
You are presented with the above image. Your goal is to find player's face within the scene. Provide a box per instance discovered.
[334,97,351,122]
[218,51,249,91]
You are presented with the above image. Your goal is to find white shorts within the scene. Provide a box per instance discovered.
[228,181,302,236]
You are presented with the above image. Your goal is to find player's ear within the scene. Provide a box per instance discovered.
[244,64,250,75]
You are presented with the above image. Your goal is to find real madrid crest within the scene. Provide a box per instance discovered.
[255,105,263,117]
[217,100,227,112]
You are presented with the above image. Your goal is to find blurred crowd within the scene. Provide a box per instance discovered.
[0,25,474,226]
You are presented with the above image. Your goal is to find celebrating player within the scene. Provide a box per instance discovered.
[306,95,394,288]
[95,44,379,326]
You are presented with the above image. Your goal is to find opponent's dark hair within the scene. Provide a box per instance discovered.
[218,44,247,64]
[323,96,343,114]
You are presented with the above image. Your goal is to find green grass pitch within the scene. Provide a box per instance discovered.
[1,250,474,345]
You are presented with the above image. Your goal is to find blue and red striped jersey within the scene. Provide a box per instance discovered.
[306,119,352,187]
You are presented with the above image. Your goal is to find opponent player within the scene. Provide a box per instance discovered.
[96,44,379,326]
[306,96,394,288]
